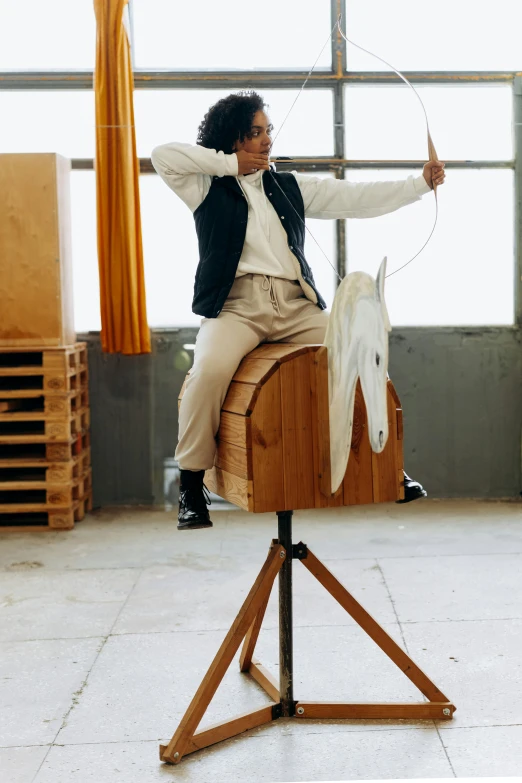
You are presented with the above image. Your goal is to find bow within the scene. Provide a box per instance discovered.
[267,13,439,281]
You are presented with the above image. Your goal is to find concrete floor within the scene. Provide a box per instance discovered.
[1,499,522,783]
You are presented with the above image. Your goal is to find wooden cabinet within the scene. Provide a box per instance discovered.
[0,153,76,347]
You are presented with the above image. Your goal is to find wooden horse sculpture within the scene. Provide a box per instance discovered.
[161,262,456,765]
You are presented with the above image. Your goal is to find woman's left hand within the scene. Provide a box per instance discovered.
[423,160,446,189]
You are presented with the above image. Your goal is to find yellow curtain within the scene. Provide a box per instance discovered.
[93,0,151,354]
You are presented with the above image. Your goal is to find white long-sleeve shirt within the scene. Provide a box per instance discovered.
[151,141,432,304]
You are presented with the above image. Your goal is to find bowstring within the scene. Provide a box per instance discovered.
[267,170,343,284]
[267,15,343,284]
[265,12,439,282]
[335,18,439,278]
[268,15,339,150]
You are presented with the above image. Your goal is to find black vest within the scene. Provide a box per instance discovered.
[191,168,327,318]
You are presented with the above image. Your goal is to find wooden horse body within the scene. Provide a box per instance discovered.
[178,342,404,511]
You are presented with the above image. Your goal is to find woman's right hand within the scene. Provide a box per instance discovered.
[235,150,270,175]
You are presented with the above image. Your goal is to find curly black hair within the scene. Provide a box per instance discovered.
[196,90,268,154]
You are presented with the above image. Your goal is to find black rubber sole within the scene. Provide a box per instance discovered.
[177,520,213,530]
[396,489,428,504]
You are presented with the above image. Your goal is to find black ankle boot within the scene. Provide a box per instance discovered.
[396,471,428,504]
[178,469,213,530]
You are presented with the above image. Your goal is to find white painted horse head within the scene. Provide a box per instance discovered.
[324,257,392,493]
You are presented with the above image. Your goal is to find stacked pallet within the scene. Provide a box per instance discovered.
[0,153,93,530]
[0,343,93,530]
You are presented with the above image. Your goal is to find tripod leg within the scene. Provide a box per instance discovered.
[160,543,286,764]
[302,548,450,703]
[239,579,280,702]
[239,541,278,671]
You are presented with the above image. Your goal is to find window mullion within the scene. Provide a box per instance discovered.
[514,76,522,325]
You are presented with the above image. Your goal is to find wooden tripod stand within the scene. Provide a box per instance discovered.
[164,345,456,764]
[160,510,456,765]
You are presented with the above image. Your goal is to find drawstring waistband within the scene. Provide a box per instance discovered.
[262,275,281,317]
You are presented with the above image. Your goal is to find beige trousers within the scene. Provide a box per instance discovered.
[176,273,329,470]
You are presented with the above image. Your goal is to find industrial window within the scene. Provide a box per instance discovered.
[134,89,334,158]
[344,0,522,72]
[344,169,515,326]
[0,0,96,70]
[0,91,96,158]
[0,0,520,330]
[131,0,332,71]
[344,85,513,161]
[343,83,515,325]
[70,171,100,333]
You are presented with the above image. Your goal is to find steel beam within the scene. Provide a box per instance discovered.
[0,72,517,91]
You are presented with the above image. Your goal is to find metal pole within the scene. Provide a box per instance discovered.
[277,510,294,717]
[333,0,346,283]
[514,75,522,327]
[333,79,346,281]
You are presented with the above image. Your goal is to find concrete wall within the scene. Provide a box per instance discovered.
[81,326,522,507]
[389,327,521,499]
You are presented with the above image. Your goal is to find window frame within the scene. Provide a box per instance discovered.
[0,0,519,328]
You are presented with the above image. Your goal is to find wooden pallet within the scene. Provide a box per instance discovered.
[0,466,92,505]
[0,449,91,484]
[0,407,90,443]
[0,342,88,395]
[0,347,93,530]
[0,388,89,415]
[0,490,93,530]
[0,431,91,464]
[0,342,87,369]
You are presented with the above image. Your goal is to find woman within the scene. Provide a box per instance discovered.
[151,90,446,530]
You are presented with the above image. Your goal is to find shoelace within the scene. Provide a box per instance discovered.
[179,482,211,513]
[262,275,281,317]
